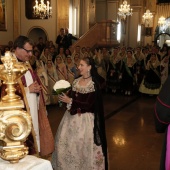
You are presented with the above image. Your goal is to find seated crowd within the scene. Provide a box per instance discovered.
[0,38,170,104]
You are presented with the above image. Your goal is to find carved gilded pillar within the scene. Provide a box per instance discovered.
[0,52,32,163]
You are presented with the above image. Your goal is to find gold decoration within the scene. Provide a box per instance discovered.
[118,0,133,20]
[0,51,32,163]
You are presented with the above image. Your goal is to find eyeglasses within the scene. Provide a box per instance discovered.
[21,47,33,54]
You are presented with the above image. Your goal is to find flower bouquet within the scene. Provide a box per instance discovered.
[53,80,71,107]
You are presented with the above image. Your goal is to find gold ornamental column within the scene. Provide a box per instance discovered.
[0,51,32,163]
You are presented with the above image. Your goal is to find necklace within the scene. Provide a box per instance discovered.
[82,76,91,79]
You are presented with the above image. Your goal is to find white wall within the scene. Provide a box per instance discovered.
[128,11,139,48]
[0,0,14,45]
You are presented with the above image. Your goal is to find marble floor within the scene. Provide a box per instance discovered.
[46,92,165,170]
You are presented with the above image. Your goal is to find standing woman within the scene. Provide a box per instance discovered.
[107,47,123,93]
[134,47,145,89]
[121,50,136,95]
[139,53,161,95]
[51,56,108,170]
[93,48,107,81]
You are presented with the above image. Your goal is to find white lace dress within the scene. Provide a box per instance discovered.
[51,78,105,170]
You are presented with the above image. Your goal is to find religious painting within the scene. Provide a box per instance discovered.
[25,0,51,19]
[145,27,152,37]
[0,0,7,31]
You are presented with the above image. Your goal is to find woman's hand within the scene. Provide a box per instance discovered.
[58,93,71,104]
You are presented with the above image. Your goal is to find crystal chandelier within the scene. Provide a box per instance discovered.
[33,0,52,19]
[142,9,153,26]
[158,16,166,27]
[118,0,133,20]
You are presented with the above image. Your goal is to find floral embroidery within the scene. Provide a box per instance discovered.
[72,77,95,94]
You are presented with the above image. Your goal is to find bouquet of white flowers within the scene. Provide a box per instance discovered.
[53,80,71,107]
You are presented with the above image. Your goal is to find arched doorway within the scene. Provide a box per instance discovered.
[27,27,48,44]
[154,17,170,48]
[155,33,170,48]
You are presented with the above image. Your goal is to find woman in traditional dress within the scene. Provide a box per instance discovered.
[64,48,72,58]
[54,56,68,80]
[40,47,52,64]
[101,47,110,75]
[51,56,108,170]
[107,47,123,93]
[142,47,150,69]
[72,45,84,59]
[139,53,161,95]
[46,60,58,104]
[57,46,66,63]
[35,56,50,105]
[121,50,136,95]
[119,46,127,60]
[93,48,106,81]
[134,47,145,89]
[65,56,75,84]
[73,53,81,78]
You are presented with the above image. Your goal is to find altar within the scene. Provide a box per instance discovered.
[0,155,53,170]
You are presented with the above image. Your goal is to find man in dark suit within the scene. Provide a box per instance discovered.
[64,28,79,49]
[55,28,67,51]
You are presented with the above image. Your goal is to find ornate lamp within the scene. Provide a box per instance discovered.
[142,9,153,27]
[0,51,32,163]
[158,16,166,27]
[33,0,52,19]
[118,0,133,20]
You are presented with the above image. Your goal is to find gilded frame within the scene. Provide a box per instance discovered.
[0,0,7,31]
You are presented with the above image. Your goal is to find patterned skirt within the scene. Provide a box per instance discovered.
[51,110,105,170]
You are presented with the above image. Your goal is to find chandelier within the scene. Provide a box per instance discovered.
[142,9,153,26]
[118,0,133,20]
[158,16,166,27]
[33,0,52,19]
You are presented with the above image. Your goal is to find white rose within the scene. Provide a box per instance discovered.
[53,80,71,90]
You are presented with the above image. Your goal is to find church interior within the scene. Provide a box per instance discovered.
[1,0,170,169]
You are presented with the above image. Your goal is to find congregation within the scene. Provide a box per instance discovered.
[0,33,170,106]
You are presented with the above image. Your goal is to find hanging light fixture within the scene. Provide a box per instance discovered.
[33,0,52,19]
[158,16,166,27]
[142,9,153,26]
[118,0,133,20]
